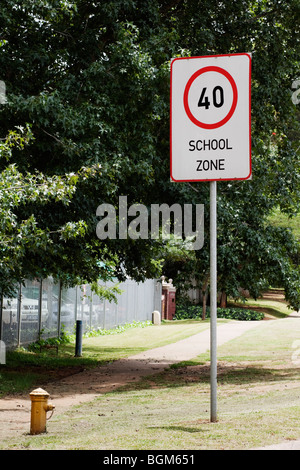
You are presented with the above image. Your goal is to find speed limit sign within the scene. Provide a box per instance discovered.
[170,53,251,182]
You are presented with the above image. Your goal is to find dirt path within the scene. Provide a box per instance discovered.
[0,320,262,442]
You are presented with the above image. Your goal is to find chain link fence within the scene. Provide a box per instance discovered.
[0,277,162,349]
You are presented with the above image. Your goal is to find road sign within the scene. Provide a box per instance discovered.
[170,53,251,182]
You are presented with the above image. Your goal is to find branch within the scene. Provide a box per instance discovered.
[41,128,65,145]
[160,0,184,15]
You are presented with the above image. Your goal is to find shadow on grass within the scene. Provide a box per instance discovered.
[228,302,288,319]
[148,424,207,434]
[1,341,298,400]
[113,361,299,394]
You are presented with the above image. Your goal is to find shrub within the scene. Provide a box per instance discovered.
[174,305,264,321]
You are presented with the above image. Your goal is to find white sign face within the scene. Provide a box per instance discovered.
[170,54,251,182]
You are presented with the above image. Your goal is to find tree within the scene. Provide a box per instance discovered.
[0,1,299,308]
[157,0,300,310]
[0,0,167,294]
[0,124,106,296]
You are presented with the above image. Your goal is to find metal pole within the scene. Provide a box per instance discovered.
[75,320,83,357]
[210,181,217,422]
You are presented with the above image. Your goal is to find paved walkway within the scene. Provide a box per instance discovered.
[132,319,260,363]
[253,440,300,450]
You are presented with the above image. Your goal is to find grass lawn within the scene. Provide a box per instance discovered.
[230,290,293,319]
[1,314,299,450]
[0,320,211,397]
[268,207,300,239]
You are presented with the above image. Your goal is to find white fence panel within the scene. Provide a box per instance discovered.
[0,277,162,348]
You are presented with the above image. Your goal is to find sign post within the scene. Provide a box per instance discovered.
[170,53,251,422]
[210,180,217,422]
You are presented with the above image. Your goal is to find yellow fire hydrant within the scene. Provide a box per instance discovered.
[29,388,55,435]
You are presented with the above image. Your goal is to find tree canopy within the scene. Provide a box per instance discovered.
[0,0,299,308]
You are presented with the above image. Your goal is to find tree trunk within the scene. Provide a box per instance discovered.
[220,291,227,308]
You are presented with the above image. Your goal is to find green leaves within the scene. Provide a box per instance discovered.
[0,124,34,161]
[0,0,298,308]
[0,125,103,295]
[60,220,87,240]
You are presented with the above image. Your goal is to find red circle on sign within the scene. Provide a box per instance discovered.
[183,66,238,129]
